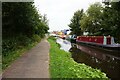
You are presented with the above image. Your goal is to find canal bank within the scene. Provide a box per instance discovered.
[2,39,50,78]
[56,37,120,79]
[48,37,108,78]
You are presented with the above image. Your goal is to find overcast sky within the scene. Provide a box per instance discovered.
[34,0,102,31]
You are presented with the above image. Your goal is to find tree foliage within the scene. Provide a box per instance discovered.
[68,9,83,36]
[110,1,120,42]
[2,2,49,38]
[80,2,103,35]
[101,1,120,42]
[2,2,49,56]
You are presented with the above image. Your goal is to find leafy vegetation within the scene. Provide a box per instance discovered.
[68,9,84,36]
[69,1,120,43]
[48,37,108,79]
[80,2,103,35]
[102,1,120,43]
[2,2,49,70]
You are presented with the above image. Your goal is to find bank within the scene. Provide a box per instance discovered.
[48,36,108,79]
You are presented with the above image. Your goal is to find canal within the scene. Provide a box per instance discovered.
[56,38,120,79]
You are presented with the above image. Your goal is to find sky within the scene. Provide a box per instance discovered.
[34,0,102,31]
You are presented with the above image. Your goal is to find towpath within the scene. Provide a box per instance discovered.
[2,39,50,78]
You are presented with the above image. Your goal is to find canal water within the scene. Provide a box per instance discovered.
[56,38,71,52]
[56,38,120,79]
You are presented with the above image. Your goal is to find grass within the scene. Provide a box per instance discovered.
[48,36,108,79]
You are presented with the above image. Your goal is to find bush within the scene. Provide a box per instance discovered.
[31,35,41,42]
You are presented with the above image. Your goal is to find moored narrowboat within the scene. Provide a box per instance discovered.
[76,36,120,51]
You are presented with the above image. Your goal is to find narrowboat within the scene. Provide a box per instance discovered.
[76,36,120,51]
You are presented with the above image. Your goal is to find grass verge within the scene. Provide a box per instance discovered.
[2,35,41,70]
[48,36,108,79]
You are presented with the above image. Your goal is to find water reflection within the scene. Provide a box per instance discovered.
[69,44,120,79]
[56,38,71,52]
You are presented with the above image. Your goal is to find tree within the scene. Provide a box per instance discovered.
[41,14,49,34]
[102,0,120,43]
[110,1,120,43]
[100,0,115,36]
[68,9,83,36]
[2,2,49,38]
[2,2,49,57]
[80,2,103,35]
